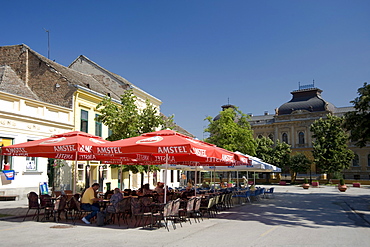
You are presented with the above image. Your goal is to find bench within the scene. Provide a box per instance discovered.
[353,183,361,187]
[0,195,19,201]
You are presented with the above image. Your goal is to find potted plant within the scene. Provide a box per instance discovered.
[302,178,310,189]
[338,178,347,192]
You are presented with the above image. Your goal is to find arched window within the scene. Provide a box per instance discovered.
[282,133,288,144]
[353,154,359,167]
[268,134,274,141]
[298,132,305,145]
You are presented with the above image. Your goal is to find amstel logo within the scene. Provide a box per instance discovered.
[40,137,66,144]
[136,136,163,144]
[89,138,107,144]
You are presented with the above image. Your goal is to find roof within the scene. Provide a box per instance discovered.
[69,55,161,104]
[277,87,336,115]
[0,65,39,100]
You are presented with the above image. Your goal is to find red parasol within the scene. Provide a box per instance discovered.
[1,131,110,193]
[92,129,249,201]
[92,129,245,165]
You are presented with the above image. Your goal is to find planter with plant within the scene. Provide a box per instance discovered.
[302,178,310,189]
[338,178,347,192]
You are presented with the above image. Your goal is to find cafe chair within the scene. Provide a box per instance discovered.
[53,195,68,222]
[166,198,183,230]
[263,187,274,198]
[110,197,131,226]
[130,197,152,228]
[71,197,91,225]
[200,197,216,218]
[23,192,42,221]
[40,194,54,221]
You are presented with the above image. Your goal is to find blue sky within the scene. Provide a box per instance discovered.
[2,1,370,139]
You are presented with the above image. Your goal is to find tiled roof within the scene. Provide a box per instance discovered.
[0,65,39,100]
[25,46,124,102]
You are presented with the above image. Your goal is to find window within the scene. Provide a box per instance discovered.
[368,154,370,167]
[298,132,305,145]
[0,137,13,169]
[77,163,84,181]
[108,129,113,138]
[99,165,108,180]
[170,170,174,183]
[282,133,288,144]
[352,154,359,167]
[354,174,360,180]
[268,134,274,141]
[26,139,37,171]
[95,114,102,137]
[26,157,37,171]
[81,110,88,132]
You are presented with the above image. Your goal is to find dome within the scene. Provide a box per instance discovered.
[213,104,236,121]
[277,88,336,115]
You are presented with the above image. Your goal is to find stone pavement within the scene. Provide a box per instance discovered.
[1,184,370,247]
[1,184,369,223]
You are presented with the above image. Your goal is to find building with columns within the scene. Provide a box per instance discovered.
[247,84,370,180]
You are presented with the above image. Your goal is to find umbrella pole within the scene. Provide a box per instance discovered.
[194,163,198,196]
[164,154,168,203]
[73,151,77,194]
[213,166,216,191]
[237,171,239,190]
[120,164,123,191]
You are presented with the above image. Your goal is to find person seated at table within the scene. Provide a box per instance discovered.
[181,186,194,199]
[154,182,165,194]
[142,183,152,196]
[104,189,114,199]
[123,189,131,196]
[201,180,210,189]
[110,188,123,207]
[81,183,101,224]
[187,179,194,189]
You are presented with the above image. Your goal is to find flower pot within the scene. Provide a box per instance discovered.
[338,185,347,192]
[302,184,310,189]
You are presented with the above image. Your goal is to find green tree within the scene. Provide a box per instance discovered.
[96,89,173,188]
[269,140,291,170]
[255,136,274,162]
[310,114,354,182]
[289,153,311,183]
[344,82,370,147]
[255,137,291,172]
[204,106,256,156]
[96,89,140,140]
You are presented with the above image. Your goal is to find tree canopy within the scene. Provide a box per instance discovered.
[255,137,291,172]
[204,106,256,156]
[289,152,311,183]
[96,89,172,140]
[310,114,354,178]
[344,82,370,147]
[95,89,173,186]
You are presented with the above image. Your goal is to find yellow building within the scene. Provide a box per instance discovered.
[0,44,188,196]
[247,84,370,180]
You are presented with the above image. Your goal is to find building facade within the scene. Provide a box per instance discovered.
[247,85,370,180]
[0,44,185,197]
